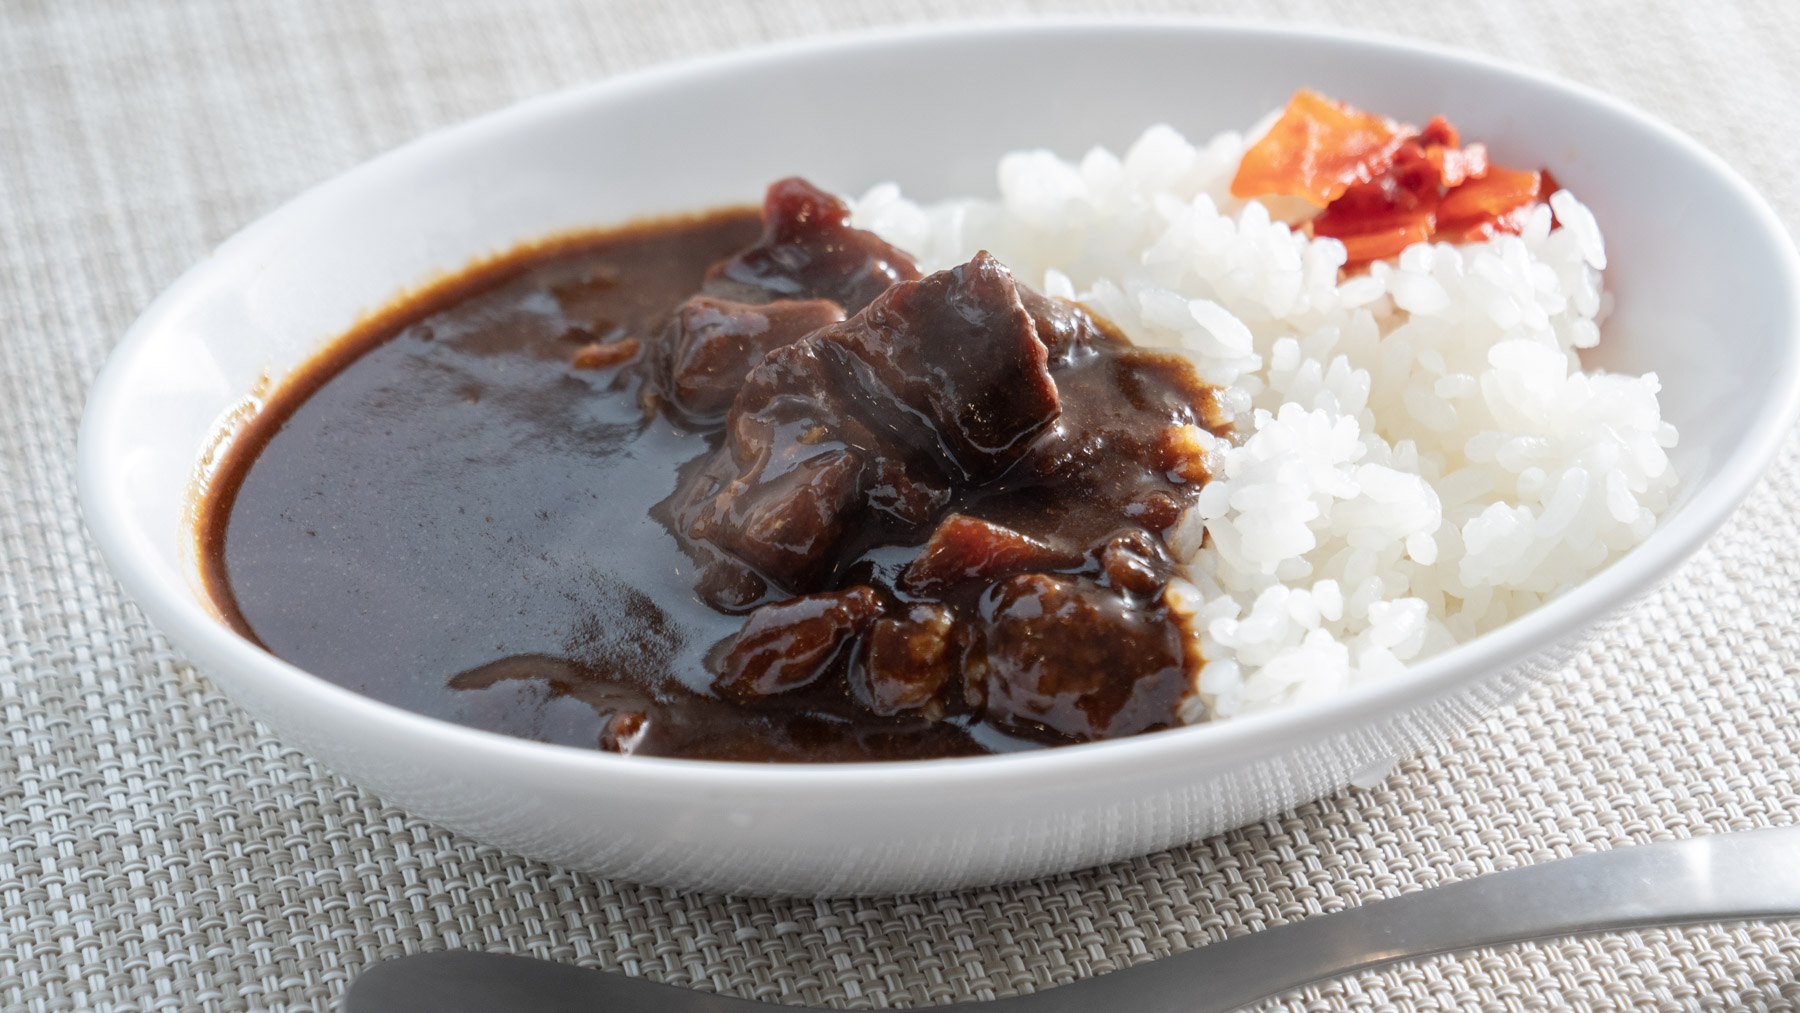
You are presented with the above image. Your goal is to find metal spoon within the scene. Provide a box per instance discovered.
[344,827,1800,1012]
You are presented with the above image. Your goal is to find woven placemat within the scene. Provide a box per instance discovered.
[5,1,1800,1010]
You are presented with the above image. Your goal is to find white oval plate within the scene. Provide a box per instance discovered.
[80,19,1800,895]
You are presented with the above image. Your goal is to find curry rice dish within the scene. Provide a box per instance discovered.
[200,94,1678,761]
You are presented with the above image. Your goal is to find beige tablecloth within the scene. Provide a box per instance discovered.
[6,1,1800,1009]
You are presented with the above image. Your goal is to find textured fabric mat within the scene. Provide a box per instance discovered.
[5,0,1800,1009]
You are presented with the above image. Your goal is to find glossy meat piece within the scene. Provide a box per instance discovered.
[678,252,1061,592]
[665,296,844,421]
[689,446,866,591]
[677,334,888,590]
[692,554,772,613]
[715,586,880,699]
[900,514,1079,596]
[979,573,1189,741]
[1095,528,1170,596]
[825,251,1062,480]
[856,603,957,716]
[1019,286,1099,363]
[706,177,921,314]
[862,451,952,528]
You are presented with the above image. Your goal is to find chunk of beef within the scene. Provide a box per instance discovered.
[1018,286,1110,363]
[689,447,865,591]
[1094,528,1172,596]
[979,574,1188,741]
[674,253,1060,593]
[900,514,1079,596]
[825,252,1061,481]
[855,603,957,716]
[862,451,952,528]
[665,296,844,421]
[715,586,881,700]
[706,177,921,314]
[692,555,771,613]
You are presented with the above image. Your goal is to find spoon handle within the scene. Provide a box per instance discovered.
[342,828,1800,1013]
[994,826,1800,1013]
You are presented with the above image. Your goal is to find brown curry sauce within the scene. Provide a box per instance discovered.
[200,179,1229,761]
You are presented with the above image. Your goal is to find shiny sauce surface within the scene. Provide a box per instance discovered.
[203,184,1227,761]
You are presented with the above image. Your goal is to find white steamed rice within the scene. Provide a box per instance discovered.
[848,120,1678,722]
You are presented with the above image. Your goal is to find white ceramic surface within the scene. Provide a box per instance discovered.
[79,20,1800,895]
